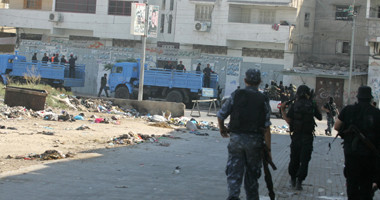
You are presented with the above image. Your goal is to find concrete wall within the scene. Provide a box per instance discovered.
[343,75,368,105]
[312,0,369,64]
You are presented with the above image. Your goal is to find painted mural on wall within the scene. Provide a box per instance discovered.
[225,62,241,97]
[368,63,380,103]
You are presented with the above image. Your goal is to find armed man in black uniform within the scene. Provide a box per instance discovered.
[218,69,272,200]
[281,85,322,190]
[334,86,380,199]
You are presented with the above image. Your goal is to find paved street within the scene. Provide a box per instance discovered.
[0,108,378,200]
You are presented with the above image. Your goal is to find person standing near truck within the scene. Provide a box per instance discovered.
[98,74,109,97]
[42,53,49,63]
[176,61,186,72]
[217,68,272,200]
[196,63,201,74]
[60,55,67,65]
[69,54,77,78]
[31,53,37,63]
[164,61,173,70]
[203,64,216,88]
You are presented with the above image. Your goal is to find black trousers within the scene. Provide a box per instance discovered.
[204,76,210,88]
[344,154,375,200]
[69,66,75,78]
[288,133,313,181]
[98,85,109,97]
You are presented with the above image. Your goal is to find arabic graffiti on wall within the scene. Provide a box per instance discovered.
[368,65,380,103]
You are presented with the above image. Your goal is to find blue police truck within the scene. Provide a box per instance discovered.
[0,52,85,90]
[108,59,218,106]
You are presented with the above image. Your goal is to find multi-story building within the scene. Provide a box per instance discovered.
[367,0,380,104]
[0,0,316,97]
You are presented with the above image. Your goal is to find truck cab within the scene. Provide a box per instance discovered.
[0,54,26,82]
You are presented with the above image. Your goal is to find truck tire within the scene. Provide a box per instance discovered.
[115,87,130,99]
[166,90,183,103]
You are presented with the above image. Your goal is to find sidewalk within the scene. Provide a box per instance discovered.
[0,129,378,199]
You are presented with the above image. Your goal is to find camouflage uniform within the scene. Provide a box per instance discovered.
[226,133,263,199]
[218,69,271,200]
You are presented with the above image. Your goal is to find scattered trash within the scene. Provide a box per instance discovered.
[159,142,171,147]
[186,121,198,131]
[74,115,85,120]
[7,150,73,161]
[318,188,325,193]
[149,122,173,129]
[76,125,90,130]
[327,179,332,184]
[39,131,55,135]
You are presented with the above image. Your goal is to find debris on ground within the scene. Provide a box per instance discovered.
[6,150,74,161]
[149,122,173,129]
[76,125,90,130]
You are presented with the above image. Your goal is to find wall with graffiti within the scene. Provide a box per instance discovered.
[368,64,380,103]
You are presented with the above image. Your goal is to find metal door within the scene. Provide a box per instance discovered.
[315,77,344,110]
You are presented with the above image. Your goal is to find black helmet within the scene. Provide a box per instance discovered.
[296,85,311,97]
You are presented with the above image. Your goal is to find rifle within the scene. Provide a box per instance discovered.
[327,122,344,154]
[346,124,380,159]
[262,144,277,200]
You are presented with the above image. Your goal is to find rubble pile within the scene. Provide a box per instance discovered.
[270,125,323,136]
[6,150,74,161]
[0,106,35,119]
[292,61,368,73]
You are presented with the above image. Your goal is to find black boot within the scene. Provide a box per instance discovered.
[290,177,296,188]
[296,180,303,190]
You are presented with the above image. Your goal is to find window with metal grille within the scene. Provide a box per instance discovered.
[55,0,96,14]
[160,14,165,33]
[23,0,41,9]
[195,5,212,21]
[162,0,165,10]
[108,0,137,16]
[193,45,227,55]
[259,10,276,24]
[336,40,350,54]
[335,6,357,21]
[168,15,172,34]
[304,12,310,27]
[242,48,284,59]
[170,0,173,11]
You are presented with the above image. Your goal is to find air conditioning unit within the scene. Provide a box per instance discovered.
[194,22,210,32]
[49,12,62,22]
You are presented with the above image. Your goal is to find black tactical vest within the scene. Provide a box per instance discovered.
[229,89,266,134]
[291,99,315,133]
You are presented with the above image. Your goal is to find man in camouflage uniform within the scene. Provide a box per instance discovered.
[218,69,272,200]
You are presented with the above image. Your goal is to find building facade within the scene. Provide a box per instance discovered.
[0,0,315,97]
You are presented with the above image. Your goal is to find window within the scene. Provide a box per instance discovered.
[304,12,310,27]
[336,41,350,54]
[259,10,276,24]
[23,0,41,9]
[195,5,212,21]
[168,15,172,34]
[55,0,96,14]
[112,66,123,73]
[335,6,357,21]
[1,0,9,9]
[108,0,136,16]
[160,14,165,33]
[170,0,174,11]
[193,45,227,55]
[242,48,284,59]
[162,0,165,10]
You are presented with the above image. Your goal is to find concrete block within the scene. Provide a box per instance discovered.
[111,99,185,117]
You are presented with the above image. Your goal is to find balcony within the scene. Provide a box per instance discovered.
[0,9,134,40]
[225,23,291,44]
[227,0,296,8]
[367,0,380,36]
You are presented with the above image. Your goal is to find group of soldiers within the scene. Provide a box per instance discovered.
[217,66,380,200]
[263,80,297,102]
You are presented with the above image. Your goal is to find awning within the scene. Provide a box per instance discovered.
[276,69,368,79]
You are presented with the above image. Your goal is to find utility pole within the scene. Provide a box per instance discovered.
[138,1,149,101]
[348,4,356,105]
